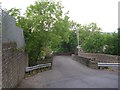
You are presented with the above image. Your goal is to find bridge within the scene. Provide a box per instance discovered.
[18,56,118,88]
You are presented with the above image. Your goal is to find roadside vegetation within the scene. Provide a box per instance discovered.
[8,0,118,65]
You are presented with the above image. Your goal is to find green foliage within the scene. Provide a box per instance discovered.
[8,0,71,65]
[82,29,104,53]
[79,23,118,55]
[102,32,118,55]
[78,23,117,55]
[8,8,21,20]
[8,0,118,66]
[57,30,77,53]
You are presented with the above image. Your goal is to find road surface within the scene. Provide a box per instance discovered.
[18,56,118,88]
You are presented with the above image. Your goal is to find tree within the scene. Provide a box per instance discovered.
[8,0,71,65]
[102,32,118,55]
[77,23,103,53]
[8,1,118,66]
[8,8,20,17]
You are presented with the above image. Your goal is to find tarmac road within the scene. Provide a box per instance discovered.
[18,56,118,88]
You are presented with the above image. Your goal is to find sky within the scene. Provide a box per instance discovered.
[0,0,119,32]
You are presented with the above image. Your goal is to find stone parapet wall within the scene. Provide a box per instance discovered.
[78,53,118,63]
[73,55,98,69]
[73,52,119,69]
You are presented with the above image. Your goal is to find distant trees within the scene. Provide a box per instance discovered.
[78,23,118,55]
[8,0,118,65]
[79,23,103,53]
[77,23,118,55]
[102,32,118,55]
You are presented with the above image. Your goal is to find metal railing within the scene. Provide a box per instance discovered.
[25,63,52,72]
[98,63,120,67]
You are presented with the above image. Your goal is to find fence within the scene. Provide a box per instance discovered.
[1,9,28,88]
[2,10,25,48]
[26,63,52,72]
[98,63,120,67]
[2,43,28,88]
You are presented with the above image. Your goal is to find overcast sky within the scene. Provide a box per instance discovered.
[0,0,119,32]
